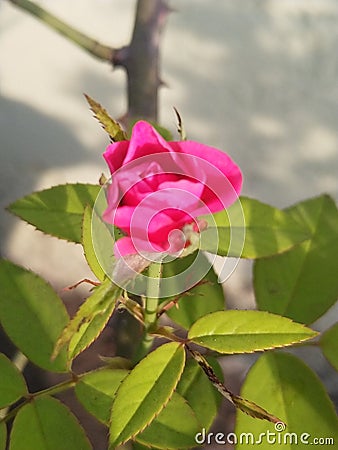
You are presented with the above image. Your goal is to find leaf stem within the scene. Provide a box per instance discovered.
[8,0,115,62]
[145,262,162,326]
[132,262,162,363]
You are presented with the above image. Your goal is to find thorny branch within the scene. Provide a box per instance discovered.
[8,0,171,123]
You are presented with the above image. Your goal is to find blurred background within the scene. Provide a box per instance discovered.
[1,0,337,448]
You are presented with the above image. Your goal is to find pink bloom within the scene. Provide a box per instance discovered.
[103,121,242,257]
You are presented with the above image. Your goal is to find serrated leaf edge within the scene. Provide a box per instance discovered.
[81,204,106,281]
[7,183,101,243]
[134,392,201,450]
[52,281,120,361]
[110,344,186,447]
[84,94,127,142]
[68,301,116,361]
[188,311,319,354]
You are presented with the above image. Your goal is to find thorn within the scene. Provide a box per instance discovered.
[62,278,100,291]
[158,78,169,88]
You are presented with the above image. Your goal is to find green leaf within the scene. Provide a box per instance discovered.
[188,311,317,354]
[132,443,153,450]
[0,354,27,408]
[84,94,126,141]
[109,342,186,448]
[176,357,222,430]
[0,260,69,372]
[9,396,92,450]
[135,392,200,449]
[75,368,129,424]
[53,278,120,361]
[254,195,338,324]
[8,184,101,243]
[87,188,125,282]
[232,395,282,425]
[235,352,338,449]
[201,197,310,258]
[161,253,225,329]
[0,421,7,450]
[320,323,338,371]
[82,205,113,282]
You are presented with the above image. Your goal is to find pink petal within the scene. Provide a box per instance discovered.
[114,236,137,257]
[103,141,129,173]
[175,140,242,196]
[124,121,173,163]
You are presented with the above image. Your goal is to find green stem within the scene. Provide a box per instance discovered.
[133,262,162,363]
[8,0,115,61]
[0,374,77,424]
[145,262,162,326]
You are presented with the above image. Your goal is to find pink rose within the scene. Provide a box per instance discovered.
[103,121,242,257]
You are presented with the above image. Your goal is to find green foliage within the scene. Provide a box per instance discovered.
[75,368,129,424]
[1,125,337,449]
[0,422,6,450]
[53,278,120,362]
[162,253,225,329]
[109,342,186,448]
[235,352,338,449]
[188,310,317,354]
[8,184,101,243]
[0,260,69,372]
[320,323,338,371]
[176,358,222,430]
[82,205,107,281]
[132,443,151,450]
[201,197,310,258]
[84,94,127,142]
[135,392,200,449]
[82,204,122,281]
[254,195,338,324]
[9,396,92,450]
[0,354,27,408]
